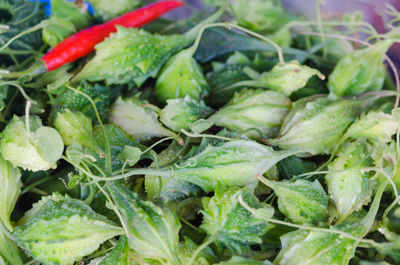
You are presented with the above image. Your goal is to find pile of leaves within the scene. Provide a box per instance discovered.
[1,0,400,264]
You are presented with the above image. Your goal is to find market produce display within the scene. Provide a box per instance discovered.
[1,0,400,264]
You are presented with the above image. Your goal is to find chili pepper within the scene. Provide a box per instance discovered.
[1,0,184,78]
[42,0,184,71]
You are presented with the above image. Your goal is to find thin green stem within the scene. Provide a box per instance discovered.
[315,0,327,58]
[188,22,284,64]
[188,235,216,265]
[180,129,234,141]
[21,177,53,195]
[0,81,36,103]
[238,195,380,248]
[0,20,49,52]
[142,136,175,155]
[25,100,32,133]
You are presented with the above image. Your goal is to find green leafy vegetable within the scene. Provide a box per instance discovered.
[216,256,272,265]
[151,139,296,192]
[13,198,123,265]
[345,109,400,143]
[160,96,213,132]
[260,178,328,224]
[326,141,375,222]
[270,97,360,156]
[251,61,325,96]
[274,181,386,265]
[108,96,178,142]
[42,17,76,47]
[178,237,217,265]
[0,230,23,265]
[118,145,142,166]
[200,185,273,254]
[98,236,132,265]
[208,89,291,140]
[88,0,141,21]
[42,0,91,47]
[0,115,64,171]
[156,48,210,102]
[74,27,189,86]
[328,39,393,96]
[53,81,118,121]
[108,182,182,264]
[0,155,21,231]
[54,109,100,152]
[231,0,294,34]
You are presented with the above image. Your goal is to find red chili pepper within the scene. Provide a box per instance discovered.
[41,0,184,71]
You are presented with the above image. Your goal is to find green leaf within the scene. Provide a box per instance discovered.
[65,143,85,165]
[345,110,400,144]
[376,207,400,262]
[53,81,118,121]
[109,97,177,142]
[13,198,123,265]
[0,231,23,265]
[326,141,375,222]
[0,115,59,171]
[88,0,141,21]
[208,89,291,140]
[256,61,325,96]
[156,48,209,102]
[277,155,316,179]
[261,178,328,224]
[274,181,387,265]
[189,119,214,134]
[160,139,296,192]
[178,237,217,265]
[42,17,76,47]
[108,182,181,264]
[271,97,361,156]
[160,96,213,132]
[0,155,21,231]
[200,186,273,254]
[54,109,100,152]
[231,0,294,34]
[17,192,70,226]
[328,39,393,96]
[50,0,91,28]
[35,126,64,164]
[216,256,272,265]
[98,236,131,265]
[74,27,189,86]
[118,146,142,166]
